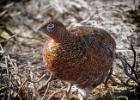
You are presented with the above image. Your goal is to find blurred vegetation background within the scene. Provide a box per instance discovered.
[0,0,140,100]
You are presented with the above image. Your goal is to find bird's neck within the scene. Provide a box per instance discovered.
[51,32,71,43]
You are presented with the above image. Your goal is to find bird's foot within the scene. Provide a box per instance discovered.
[71,86,91,100]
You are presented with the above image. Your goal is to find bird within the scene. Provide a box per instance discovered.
[39,18,116,100]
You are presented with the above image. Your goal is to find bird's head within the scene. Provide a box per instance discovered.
[39,19,68,42]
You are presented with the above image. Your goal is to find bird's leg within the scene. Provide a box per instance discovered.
[78,88,87,100]
[67,83,72,94]
[64,83,72,100]
[78,87,92,100]
[71,86,92,100]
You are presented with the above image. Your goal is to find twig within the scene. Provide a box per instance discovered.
[113,74,134,87]
[0,44,4,53]
[133,0,136,10]
[41,82,50,100]
[116,96,128,100]
[0,10,8,18]
[130,45,137,70]
[2,27,18,42]
[4,51,11,100]
[116,53,140,86]
[23,22,48,41]
[28,74,46,83]
[47,87,66,100]
[104,66,113,88]
[18,78,28,93]
[40,74,52,100]
[0,26,22,51]
[0,86,7,93]
[121,57,139,85]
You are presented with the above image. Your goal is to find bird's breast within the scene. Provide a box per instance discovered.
[43,39,88,70]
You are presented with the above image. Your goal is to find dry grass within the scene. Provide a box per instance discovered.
[0,0,140,100]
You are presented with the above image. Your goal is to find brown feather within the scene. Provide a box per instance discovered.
[40,19,116,88]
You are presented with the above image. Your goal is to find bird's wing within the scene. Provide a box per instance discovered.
[69,26,116,57]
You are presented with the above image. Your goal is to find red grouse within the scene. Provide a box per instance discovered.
[39,19,116,100]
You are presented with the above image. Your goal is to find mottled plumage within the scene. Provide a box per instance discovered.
[39,19,116,99]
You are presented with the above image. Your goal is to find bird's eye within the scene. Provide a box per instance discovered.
[47,23,55,30]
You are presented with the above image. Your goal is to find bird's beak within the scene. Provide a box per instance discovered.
[37,26,48,39]
[38,26,46,33]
